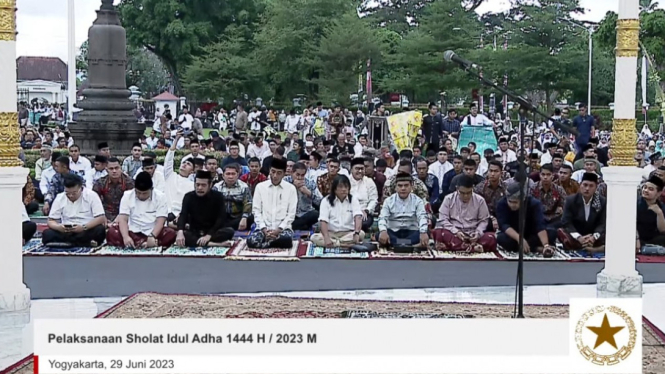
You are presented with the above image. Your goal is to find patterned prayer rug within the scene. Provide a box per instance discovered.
[497,247,573,261]
[22,238,43,253]
[25,246,96,255]
[637,255,665,263]
[2,293,664,374]
[370,248,434,259]
[162,246,231,257]
[226,240,301,261]
[567,250,605,261]
[431,250,502,260]
[94,246,164,256]
[303,244,371,259]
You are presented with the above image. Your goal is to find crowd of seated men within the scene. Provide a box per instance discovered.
[20,128,664,258]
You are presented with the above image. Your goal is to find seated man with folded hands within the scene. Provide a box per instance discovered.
[433,175,496,252]
[311,175,364,248]
[106,172,176,248]
[377,172,429,248]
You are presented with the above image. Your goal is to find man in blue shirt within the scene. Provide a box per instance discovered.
[496,180,557,257]
[572,104,595,158]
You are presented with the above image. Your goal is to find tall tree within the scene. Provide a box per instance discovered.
[380,0,483,102]
[254,0,357,101]
[76,40,88,76]
[182,26,264,103]
[118,0,264,96]
[125,46,170,98]
[311,12,384,104]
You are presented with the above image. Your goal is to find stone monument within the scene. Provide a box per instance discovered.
[67,0,145,155]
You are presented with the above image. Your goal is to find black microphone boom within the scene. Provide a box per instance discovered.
[444,50,579,137]
[444,50,480,70]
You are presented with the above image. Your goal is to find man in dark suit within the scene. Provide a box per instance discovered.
[557,173,606,253]
[422,103,443,153]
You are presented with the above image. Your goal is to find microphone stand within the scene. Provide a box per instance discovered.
[452,66,567,319]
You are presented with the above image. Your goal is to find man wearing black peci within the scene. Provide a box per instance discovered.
[175,170,234,247]
[422,102,443,153]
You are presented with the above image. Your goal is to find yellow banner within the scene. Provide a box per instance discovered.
[387,111,422,152]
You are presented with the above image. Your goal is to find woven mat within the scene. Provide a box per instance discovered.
[24,245,97,256]
[497,247,574,261]
[94,246,164,256]
[371,248,434,259]
[162,246,231,257]
[22,239,43,253]
[2,293,663,374]
[638,255,665,263]
[303,244,371,259]
[431,250,502,260]
[226,240,301,261]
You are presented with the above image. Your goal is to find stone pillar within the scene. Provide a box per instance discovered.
[0,0,31,312]
[597,0,643,298]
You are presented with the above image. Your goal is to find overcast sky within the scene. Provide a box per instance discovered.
[15,0,654,63]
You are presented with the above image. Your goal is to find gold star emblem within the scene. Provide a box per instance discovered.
[586,313,625,349]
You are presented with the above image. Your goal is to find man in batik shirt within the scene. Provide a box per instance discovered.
[285,162,322,230]
[93,157,135,222]
[382,159,430,205]
[317,158,342,197]
[474,160,507,231]
[213,163,253,230]
[415,159,440,208]
[530,163,566,229]
[240,157,268,195]
[555,164,579,195]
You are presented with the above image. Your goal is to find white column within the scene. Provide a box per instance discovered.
[597,0,643,298]
[67,0,76,120]
[0,0,31,312]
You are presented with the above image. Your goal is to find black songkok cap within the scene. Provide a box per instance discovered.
[581,172,599,184]
[351,157,365,167]
[142,158,155,167]
[647,175,665,190]
[195,170,212,180]
[135,172,153,191]
[271,157,287,171]
[395,171,413,183]
[94,155,108,164]
[97,142,109,149]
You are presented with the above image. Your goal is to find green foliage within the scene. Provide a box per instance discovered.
[126,46,171,98]
[119,0,265,96]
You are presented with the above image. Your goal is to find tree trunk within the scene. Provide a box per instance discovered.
[146,45,182,96]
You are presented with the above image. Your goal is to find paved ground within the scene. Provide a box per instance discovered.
[23,257,665,299]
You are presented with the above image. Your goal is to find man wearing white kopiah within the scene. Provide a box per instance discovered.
[247,158,298,249]
[349,157,378,231]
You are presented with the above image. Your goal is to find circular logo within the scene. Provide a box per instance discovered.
[575,305,637,366]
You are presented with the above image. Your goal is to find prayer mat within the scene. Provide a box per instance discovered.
[431,249,502,260]
[637,254,665,263]
[233,230,252,238]
[2,293,664,374]
[457,125,498,154]
[226,240,300,261]
[22,238,43,253]
[94,246,164,256]
[162,246,231,257]
[25,245,96,255]
[497,247,572,261]
[567,250,605,261]
[302,244,371,259]
[370,247,434,259]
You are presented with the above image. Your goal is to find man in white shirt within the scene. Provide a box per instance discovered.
[311,175,364,248]
[106,172,176,248]
[178,106,194,131]
[68,144,93,189]
[460,104,494,127]
[164,132,195,222]
[145,130,159,149]
[539,142,557,166]
[285,109,302,134]
[247,158,298,249]
[349,158,378,231]
[137,158,166,193]
[496,137,517,166]
[40,152,60,197]
[42,174,107,247]
[572,159,600,183]
[92,155,109,183]
[428,150,453,193]
[247,136,271,162]
[180,138,206,165]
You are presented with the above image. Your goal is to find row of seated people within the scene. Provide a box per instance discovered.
[30,150,665,255]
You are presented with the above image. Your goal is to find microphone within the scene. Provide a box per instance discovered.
[444,50,480,70]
